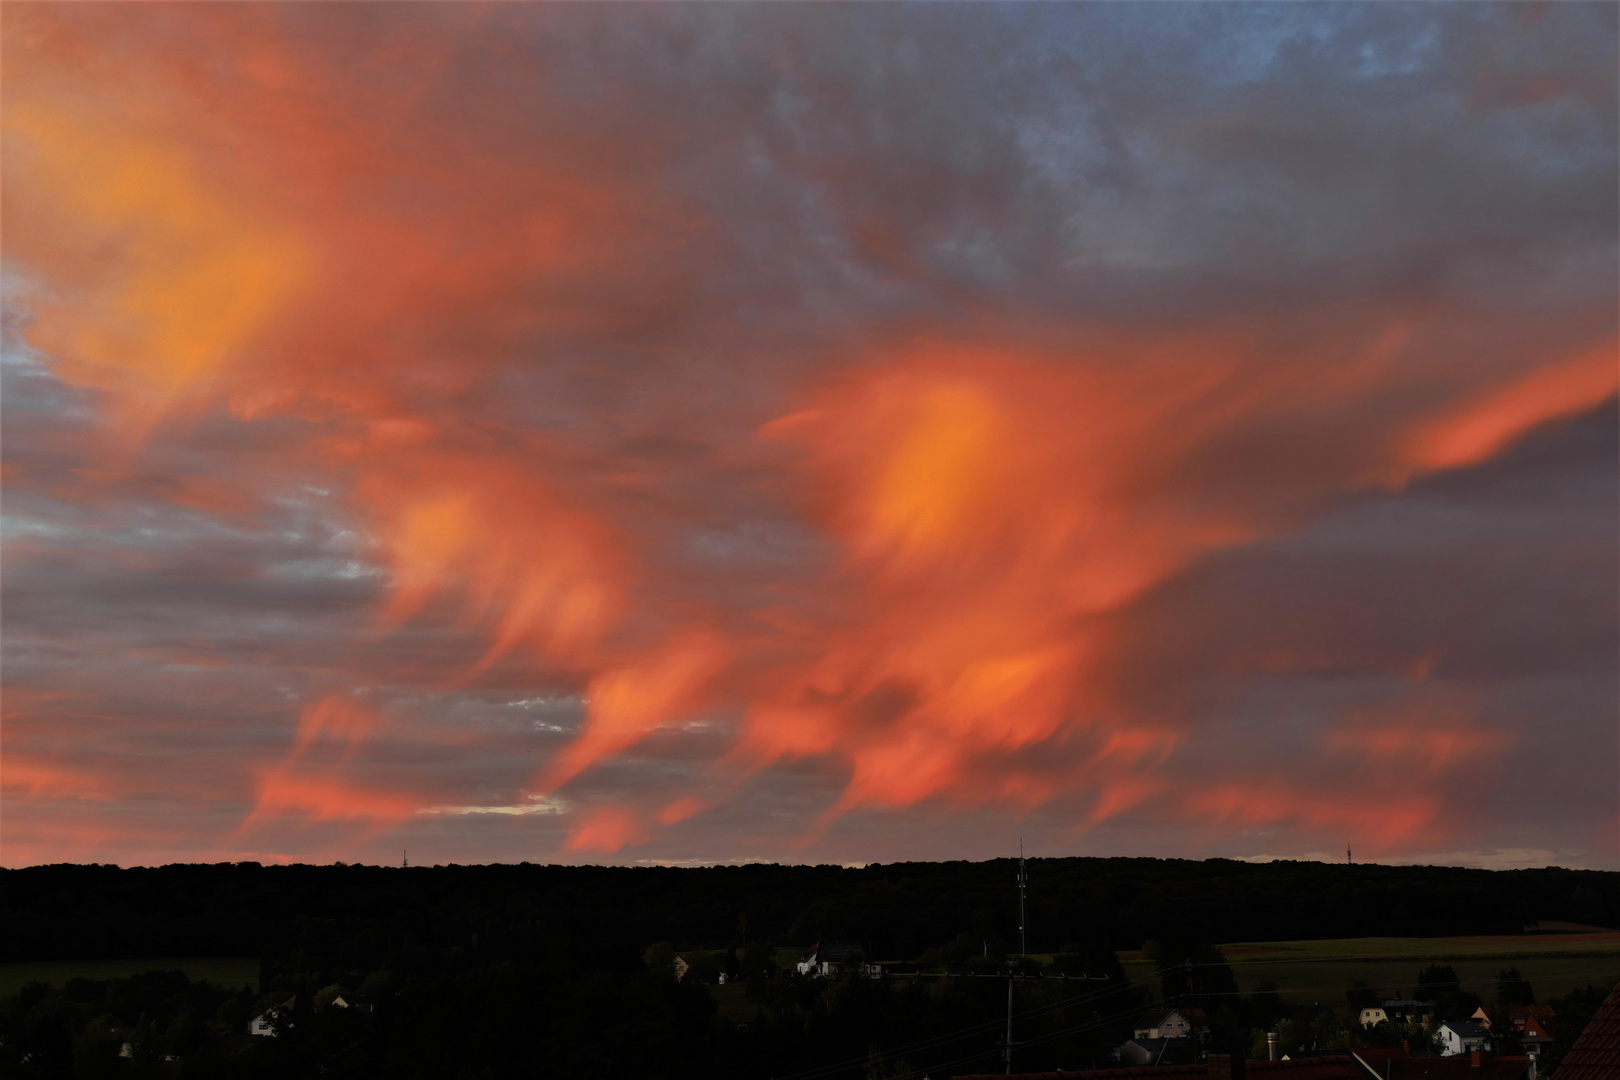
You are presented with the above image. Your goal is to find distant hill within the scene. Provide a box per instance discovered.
[4,858,1616,963]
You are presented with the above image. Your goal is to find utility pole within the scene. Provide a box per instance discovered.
[1006,842,1027,1075]
[1004,977,1014,1076]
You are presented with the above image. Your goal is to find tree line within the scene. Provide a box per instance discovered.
[5,858,1615,964]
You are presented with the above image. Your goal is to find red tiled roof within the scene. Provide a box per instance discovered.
[953,1057,1362,1080]
[1506,1006,1554,1022]
[1382,1057,1528,1080]
[1354,1047,1409,1074]
[1556,980,1620,1080]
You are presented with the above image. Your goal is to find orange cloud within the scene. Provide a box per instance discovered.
[540,631,733,792]
[3,103,307,414]
[292,696,383,758]
[245,768,421,830]
[1186,784,1439,848]
[1329,717,1515,775]
[563,805,650,855]
[356,449,626,670]
[1402,338,1619,478]
[1,756,120,802]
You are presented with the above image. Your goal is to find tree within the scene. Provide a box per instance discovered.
[643,941,677,979]
[1495,968,1534,1006]
[1417,965,1460,997]
[1253,980,1283,1024]
[1346,981,1378,1015]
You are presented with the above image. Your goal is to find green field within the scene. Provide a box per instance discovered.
[1121,932,1620,1004]
[0,958,259,1000]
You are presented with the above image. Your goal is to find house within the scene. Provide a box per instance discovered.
[322,994,374,1014]
[1115,1037,1191,1066]
[1361,1007,1390,1027]
[1437,1021,1488,1057]
[1505,1005,1554,1039]
[249,996,295,1037]
[796,942,872,977]
[1554,980,1620,1080]
[1471,1005,1555,1034]
[1512,1016,1552,1077]
[1133,1007,1205,1040]
[1381,1000,1436,1023]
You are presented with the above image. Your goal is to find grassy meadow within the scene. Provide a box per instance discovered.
[1122,931,1620,1003]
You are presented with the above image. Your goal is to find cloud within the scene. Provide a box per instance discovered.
[2,2,1614,867]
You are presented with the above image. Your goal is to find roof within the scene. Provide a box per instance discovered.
[1556,980,1620,1080]
[1439,1020,1486,1037]
[954,1057,1363,1080]
[1506,1006,1553,1022]
[1382,1057,1529,1080]
[801,941,864,962]
[1134,1006,1200,1027]
[1353,1048,1407,1074]
[1517,1016,1550,1040]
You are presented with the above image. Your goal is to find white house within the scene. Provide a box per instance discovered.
[1438,1020,1489,1057]
[797,942,875,977]
[250,996,295,1037]
[1133,1008,1202,1040]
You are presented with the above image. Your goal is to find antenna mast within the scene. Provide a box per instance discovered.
[1019,840,1027,957]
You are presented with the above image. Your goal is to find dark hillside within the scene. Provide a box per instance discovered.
[4,858,1615,964]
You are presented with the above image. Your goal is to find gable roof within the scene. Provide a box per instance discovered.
[1556,980,1620,1080]
[1134,1006,1201,1028]
[801,941,864,963]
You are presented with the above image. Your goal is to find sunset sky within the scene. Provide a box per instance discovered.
[3,3,1616,870]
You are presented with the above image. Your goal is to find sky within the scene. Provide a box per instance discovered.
[2,2,1616,871]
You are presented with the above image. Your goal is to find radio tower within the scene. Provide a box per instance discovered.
[1019,840,1027,957]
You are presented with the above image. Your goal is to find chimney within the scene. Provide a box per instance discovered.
[1267,1032,1279,1061]
[1402,1040,1410,1056]
[1207,1053,1246,1080]
[1470,1050,1483,1069]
